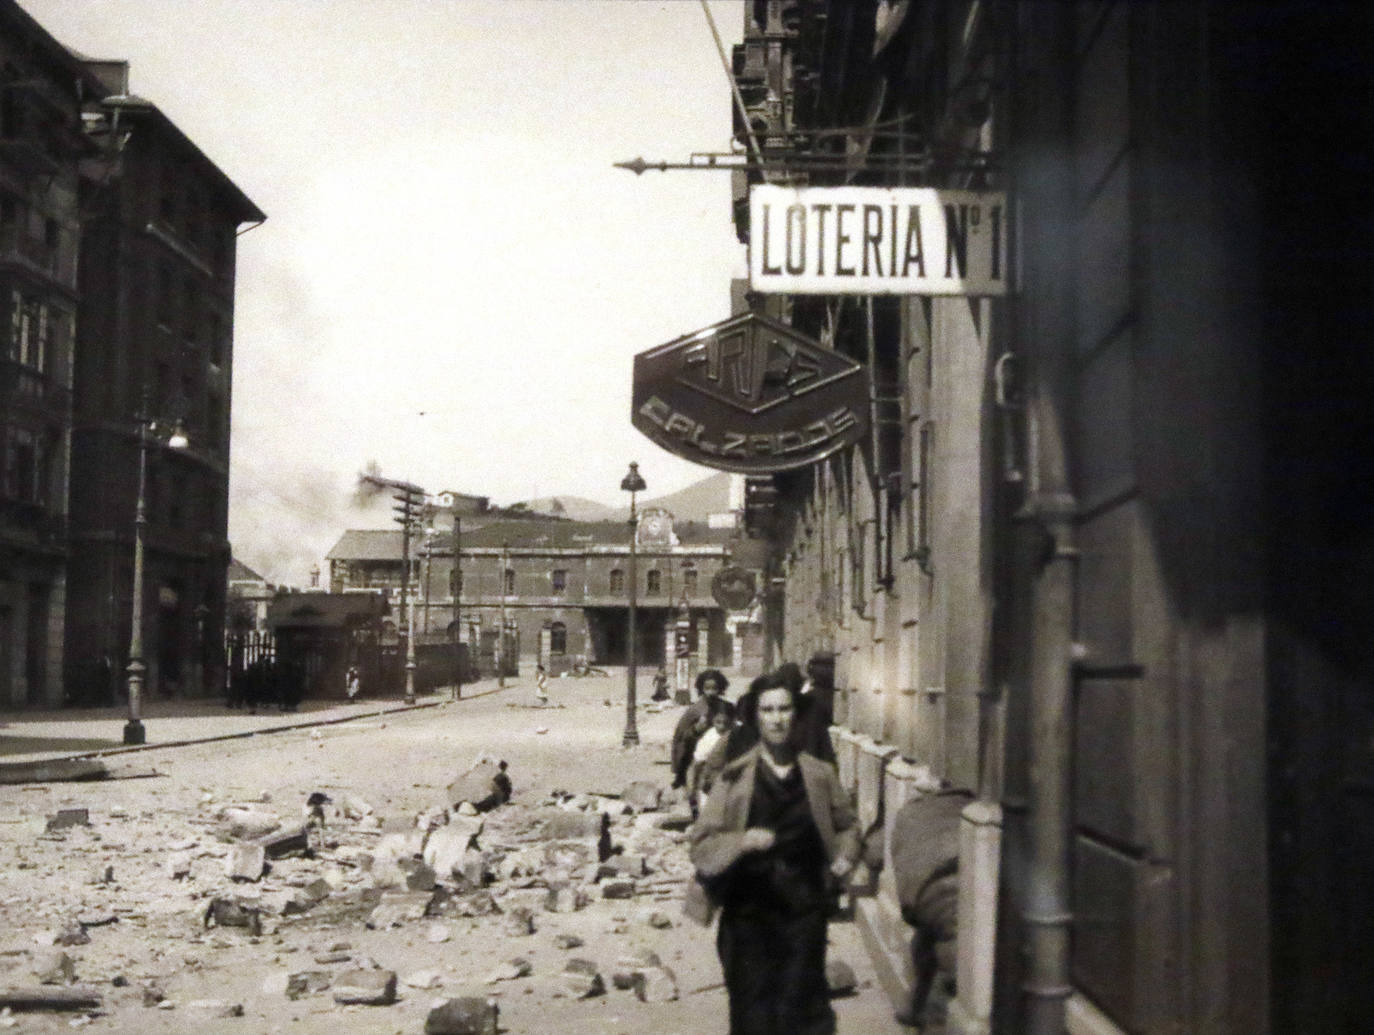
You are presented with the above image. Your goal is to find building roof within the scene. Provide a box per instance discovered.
[227,557,265,583]
[325,518,735,561]
[266,591,389,629]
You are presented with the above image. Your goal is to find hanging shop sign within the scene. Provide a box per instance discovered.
[749,184,1007,296]
[632,311,869,475]
[711,566,757,610]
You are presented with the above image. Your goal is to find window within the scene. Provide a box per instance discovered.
[609,568,625,594]
[550,621,567,655]
[683,566,698,596]
[1,425,42,503]
[503,568,515,595]
[551,569,567,595]
[646,569,662,595]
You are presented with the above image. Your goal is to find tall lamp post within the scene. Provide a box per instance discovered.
[124,417,188,745]
[620,461,647,747]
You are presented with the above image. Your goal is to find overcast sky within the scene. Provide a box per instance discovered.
[22,0,746,585]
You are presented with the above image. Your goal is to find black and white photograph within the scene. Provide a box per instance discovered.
[0,2,1370,1033]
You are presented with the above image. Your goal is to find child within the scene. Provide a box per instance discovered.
[688,697,736,818]
[535,663,549,705]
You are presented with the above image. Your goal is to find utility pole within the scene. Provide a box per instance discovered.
[391,481,424,704]
[451,510,462,701]
[497,542,509,687]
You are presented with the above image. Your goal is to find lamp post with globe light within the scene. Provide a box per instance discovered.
[620,461,647,746]
[123,417,188,745]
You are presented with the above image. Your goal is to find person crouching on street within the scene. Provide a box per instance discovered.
[689,680,859,1034]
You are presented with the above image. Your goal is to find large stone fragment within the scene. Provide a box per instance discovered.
[331,968,397,1005]
[423,819,484,878]
[536,809,609,843]
[543,882,587,914]
[285,971,333,1000]
[559,959,605,999]
[634,964,680,1003]
[31,949,75,985]
[446,758,505,813]
[620,781,662,812]
[367,890,438,929]
[45,809,90,832]
[219,807,280,840]
[425,997,499,1035]
[502,907,535,937]
[226,843,266,881]
[257,821,311,859]
[203,898,263,936]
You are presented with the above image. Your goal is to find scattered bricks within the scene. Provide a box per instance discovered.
[285,970,333,1000]
[256,821,310,859]
[331,968,397,1005]
[620,781,662,813]
[203,898,263,936]
[552,933,584,950]
[424,996,500,1035]
[225,843,266,882]
[366,890,437,929]
[45,809,89,832]
[484,957,531,984]
[634,964,680,1004]
[30,949,74,985]
[559,958,605,999]
[600,879,636,900]
[185,999,245,1018]
[218,807,280,840]
[502,907,535,937]
[825,958,858,997]
[543,882,587,914]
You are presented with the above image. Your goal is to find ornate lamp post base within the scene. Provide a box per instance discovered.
[122,719,146,745]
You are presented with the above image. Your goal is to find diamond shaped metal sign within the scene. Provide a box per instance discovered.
[632,312,869,474]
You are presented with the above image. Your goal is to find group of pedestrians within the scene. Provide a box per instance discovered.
[675,654,858,1035]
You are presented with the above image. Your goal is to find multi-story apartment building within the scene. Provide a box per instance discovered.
[63,59,263,703]
[0,1,101,707]
[698,3,1373,1033]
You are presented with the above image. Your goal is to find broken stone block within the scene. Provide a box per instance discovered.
[165,852,192,880]
[219,807,279,840]
[559,958,605,999]
[424,824,480,879]
[285,971,333,1000]
[226,843,266,881]
[425,923,451,943]
[402,969,443,990]
[450,890,500,917]
[552,933,584,950]
[484,957,531,984]
[536,809,609,843]
[446,757,505,813]
[600,879,636,900]
[257,822,310,859]
[542,840,596,872]
[52,924,90,947]
[45,809,90,832]
[339,794,374,820]
[826,958,858,996]
[620,781,662,812]
[88,862,115,885]
[634,964,680,1003]
[185,999,245,1018]
[599,853,648,878]
[502,907,535,937]
[331,968,396,1005]
[424,997,499,1035]
[644,910,673,929]
[281,879,331,915]
[366,890,437,929]
[31,949,74,985]
[543,883,587,914]
[203,898,263,936]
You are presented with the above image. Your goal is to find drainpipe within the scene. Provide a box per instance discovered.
[1019,483,1076,1035]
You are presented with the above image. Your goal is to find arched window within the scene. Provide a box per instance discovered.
[550,621,567,655]
[646,569,662,595]
[609,568,625,594]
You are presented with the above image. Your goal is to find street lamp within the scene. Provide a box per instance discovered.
[123,417,188,745]
[620,461,647,747]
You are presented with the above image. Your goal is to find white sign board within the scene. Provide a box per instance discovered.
[749,185,1007,296]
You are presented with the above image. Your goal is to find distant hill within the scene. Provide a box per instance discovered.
[518,471,736,525]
